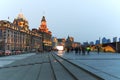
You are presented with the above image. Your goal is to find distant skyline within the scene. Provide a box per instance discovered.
[0,0,120,43]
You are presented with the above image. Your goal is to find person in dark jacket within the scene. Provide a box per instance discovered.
[75,47,78,55]
[81,46,86,55]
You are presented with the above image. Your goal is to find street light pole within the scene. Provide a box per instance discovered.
[42,33,44,52]
[116,41,117,53]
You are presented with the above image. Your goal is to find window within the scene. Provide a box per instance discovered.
[0,30,2,38]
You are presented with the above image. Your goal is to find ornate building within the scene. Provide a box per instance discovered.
[57,38,66,48]
[65,36,74,49]
[52,37,58,50]
[0,13,42,52]
[39,16,52,51]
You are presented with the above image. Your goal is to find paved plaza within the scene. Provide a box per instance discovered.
[57,51,120,80]
[0,52,120,80]
[0,53,36,67]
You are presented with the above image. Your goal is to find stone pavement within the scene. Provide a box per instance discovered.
[57,51,120,80]
[1,51,120,80]
[0,52,104,80]
[0,53,36,67]
[0,53,54,80]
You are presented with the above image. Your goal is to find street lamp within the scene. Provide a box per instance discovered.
[116,41,118,53]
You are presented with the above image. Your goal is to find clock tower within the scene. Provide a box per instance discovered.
[39,16,51,34]
[39,16,52,51]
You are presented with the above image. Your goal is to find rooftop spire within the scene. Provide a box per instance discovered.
[41,16,46,22]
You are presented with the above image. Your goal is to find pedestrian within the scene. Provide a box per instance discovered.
[66,47,70,53]
[86,46,91,55]
[71,47,74,52]
[78,46,81,55]
[97,46,100,54]
[75,47,78,55]
[81,46,86,55]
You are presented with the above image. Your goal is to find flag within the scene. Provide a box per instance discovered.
[8,17,9,19]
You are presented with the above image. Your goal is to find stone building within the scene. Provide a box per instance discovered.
[51,37,58,50]
[0,13,42,52]
[39,16,52,51]
[65,36,74,49]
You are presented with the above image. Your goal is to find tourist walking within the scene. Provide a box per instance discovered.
[75,47,78,55]
[78,46,81,55]
[81,46,86,55]
[86,46,91,55]
[97,46,100,54]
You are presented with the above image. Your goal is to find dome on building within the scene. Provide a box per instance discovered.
[13,13,29,30]
[16,13,27,21]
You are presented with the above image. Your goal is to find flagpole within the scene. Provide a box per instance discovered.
[116,39,117,53]
[115,37,117,53]
[99,37,101,51]
[7,16,10,22]
[99,37,100,44]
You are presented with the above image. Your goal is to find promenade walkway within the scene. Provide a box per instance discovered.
[58,51,120,80]
[0,52,103,80]
[0,52,119,80]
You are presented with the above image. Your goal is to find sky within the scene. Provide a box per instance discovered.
[0,0,120,43]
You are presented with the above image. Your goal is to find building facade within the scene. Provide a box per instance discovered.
[0,13,42,52]
[39,16,52,51]
[51,37,58,50]
[57,38,66,49]
[65,36,74,49]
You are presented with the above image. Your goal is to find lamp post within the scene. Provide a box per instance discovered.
[116,41,118,53]
[114,37,117,53]
[42,33,44,52]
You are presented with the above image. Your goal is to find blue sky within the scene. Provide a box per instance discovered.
[0,0,120,43]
